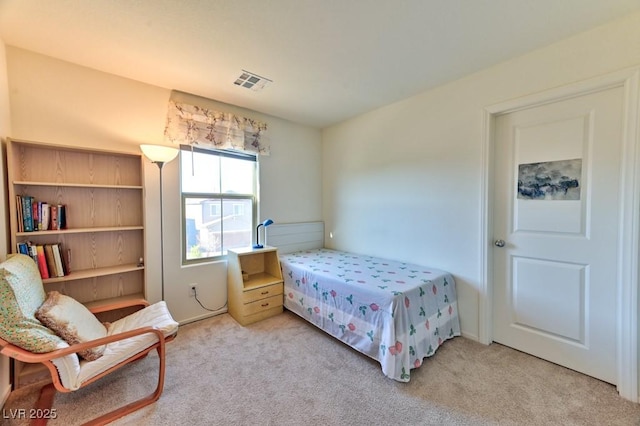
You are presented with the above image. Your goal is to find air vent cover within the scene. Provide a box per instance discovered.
[234,70,272,92]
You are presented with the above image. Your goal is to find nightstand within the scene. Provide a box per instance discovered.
[227,246,284,326]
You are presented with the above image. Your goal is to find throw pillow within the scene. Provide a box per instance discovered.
[36,291,108,361]
[0,254,64,353]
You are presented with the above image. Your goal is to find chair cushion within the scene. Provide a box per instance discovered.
[53,301,179,391]
[0,254,66,353]
[36,291,107,361]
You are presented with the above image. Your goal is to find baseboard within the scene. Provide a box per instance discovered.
[178,308,227,326]
[461,331,480,342]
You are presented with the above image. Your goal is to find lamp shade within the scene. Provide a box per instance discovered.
[140,144,179,163]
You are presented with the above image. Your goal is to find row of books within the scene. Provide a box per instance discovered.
[17,242,71,280]
[16,195,67,232]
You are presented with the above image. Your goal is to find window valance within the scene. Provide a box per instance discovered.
[164,100,270,155]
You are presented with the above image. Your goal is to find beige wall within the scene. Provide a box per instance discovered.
[154,91,322,323]
[5,47,322,324]
[322,12,640,344]
[0,38,11,408]
[0,41,10,258]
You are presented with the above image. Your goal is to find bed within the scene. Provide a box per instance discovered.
[277,239,461,382]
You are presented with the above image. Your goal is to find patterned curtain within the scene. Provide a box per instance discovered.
[164,100,270,155]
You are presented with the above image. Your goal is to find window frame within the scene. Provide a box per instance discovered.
[179,145,258,265]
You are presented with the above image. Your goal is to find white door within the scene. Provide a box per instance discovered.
[492,85,624,384]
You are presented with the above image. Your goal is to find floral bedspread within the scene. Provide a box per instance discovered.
[280,248,461,382]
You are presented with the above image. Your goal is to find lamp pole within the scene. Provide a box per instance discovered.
[140,145,179,302]
[155,161,166,300]
[254,223,265,249]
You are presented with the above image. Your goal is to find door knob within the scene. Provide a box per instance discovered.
[494,239,505,247]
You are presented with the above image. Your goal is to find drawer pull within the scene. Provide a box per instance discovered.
[261,303,269,307]
[261,291,269,295]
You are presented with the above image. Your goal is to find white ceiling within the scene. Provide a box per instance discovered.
[1,0,639,128]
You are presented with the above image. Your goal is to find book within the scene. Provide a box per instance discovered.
[35,245,50,279]
[17,242,29,255]
[57,205,66,229]
[22,196,33,232]
[50,205,58,230]
[31,200,39,230]
[62,247,71,274]
[40,203,50,230]
[36,202,42,230]
[52,244,65,277]
[26,242,38,264]
[16,195,23,232]
[44,244,58,277]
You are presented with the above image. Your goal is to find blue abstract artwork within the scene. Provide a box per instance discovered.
[517,158,582,200]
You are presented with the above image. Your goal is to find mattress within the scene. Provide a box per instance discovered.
[280,248,461,382]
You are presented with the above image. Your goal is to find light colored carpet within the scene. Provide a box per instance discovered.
[3,311,640,425]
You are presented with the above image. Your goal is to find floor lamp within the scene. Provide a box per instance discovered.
[140,144,179,301]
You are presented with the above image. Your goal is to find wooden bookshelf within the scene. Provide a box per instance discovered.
[6,138,147,387]
[7,137,146,301]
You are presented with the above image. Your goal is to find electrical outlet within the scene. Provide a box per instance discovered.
[189,283,198,297]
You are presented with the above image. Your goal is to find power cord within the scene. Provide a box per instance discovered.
[193,286,228,312]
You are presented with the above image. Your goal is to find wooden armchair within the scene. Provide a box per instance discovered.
[0,255,179,425]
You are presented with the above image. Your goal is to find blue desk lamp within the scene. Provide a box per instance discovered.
[253,219,274,249]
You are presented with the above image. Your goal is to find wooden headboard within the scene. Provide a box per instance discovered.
[265,221,324,254]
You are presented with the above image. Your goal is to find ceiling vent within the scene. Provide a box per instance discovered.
[233,70,272,92]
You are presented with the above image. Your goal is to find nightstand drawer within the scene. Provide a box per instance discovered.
[242,282,283,304]
[242,294,283,316]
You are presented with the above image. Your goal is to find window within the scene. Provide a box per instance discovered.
[232,203,244,216]
[180,145,257,263]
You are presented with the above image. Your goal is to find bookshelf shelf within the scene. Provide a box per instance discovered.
[16,225,144,237]
[84,293,146,313]
[13,180,143,190]
[42,263,145,284]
